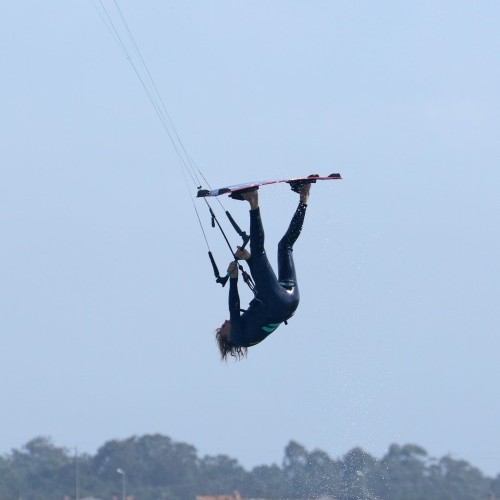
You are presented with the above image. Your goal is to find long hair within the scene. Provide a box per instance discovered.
[215,327,248,362]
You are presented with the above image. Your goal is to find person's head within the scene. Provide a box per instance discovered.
[215,320,247,361]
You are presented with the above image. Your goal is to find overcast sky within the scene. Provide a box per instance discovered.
[1,0,499,477]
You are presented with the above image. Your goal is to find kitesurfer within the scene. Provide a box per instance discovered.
[215,182,312,360]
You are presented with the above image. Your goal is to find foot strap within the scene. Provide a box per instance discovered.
[230,186,259,200]
[287,174,320,193]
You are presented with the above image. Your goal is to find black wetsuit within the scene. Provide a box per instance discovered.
[228,202,307,347]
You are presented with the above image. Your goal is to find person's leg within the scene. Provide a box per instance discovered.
[249,207,265,257]
[277,185,310,289]
[277,201,307,288]
[238,189,265,258]
[236,190,281,296]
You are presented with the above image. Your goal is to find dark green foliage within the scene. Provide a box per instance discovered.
[5,437,74,500]
[372,444,433,499]
[198,454,247,495]
[281,441,343,498]
[0,434,496,500]
[246,464,285,498]
[492,474,500,496]
[339,447,378,499]
[91,434,200,500]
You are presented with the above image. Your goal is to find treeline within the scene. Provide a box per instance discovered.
[0,435,499,500]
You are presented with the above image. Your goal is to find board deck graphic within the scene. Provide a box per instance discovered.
[197,173,341,198]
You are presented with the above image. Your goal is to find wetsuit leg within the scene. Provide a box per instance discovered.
[249,207,265,257]
[245,205,302,324]
[277,202,307,289]
[246,208,279,293]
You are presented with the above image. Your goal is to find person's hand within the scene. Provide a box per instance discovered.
[227,261,238,278]
[235,246,251,260]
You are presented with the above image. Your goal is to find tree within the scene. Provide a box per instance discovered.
[8,436,73,499]
[305,449,343,498]
[0,454,19,499]
[429,455,488,500]
[491,473,500,497]
[247,464,285,498]
[282,440,310,498]
[339,447,378,500]
[92,434,201,499]
[198,454,247,496]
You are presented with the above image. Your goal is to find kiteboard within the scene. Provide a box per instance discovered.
[197,173,341,198]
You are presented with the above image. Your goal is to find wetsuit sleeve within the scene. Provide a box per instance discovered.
[228,277,245,345]
[229,277,240,317]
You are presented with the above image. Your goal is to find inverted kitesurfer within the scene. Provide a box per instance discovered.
[215,181,312,361]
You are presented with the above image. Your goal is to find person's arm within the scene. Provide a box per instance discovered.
[229,277,241,323]
[227,261,241,323]
[227,262,245,345]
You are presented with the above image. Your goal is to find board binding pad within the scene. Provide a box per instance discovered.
[196,173,341,198]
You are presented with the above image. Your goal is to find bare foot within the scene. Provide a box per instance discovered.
[241,190,259,209]
[299,183,311,204]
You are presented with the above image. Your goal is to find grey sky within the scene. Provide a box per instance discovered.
[1,1,499,476]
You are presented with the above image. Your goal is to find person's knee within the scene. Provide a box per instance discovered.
[278,238,293,253]
[250,246,266,259]
[278,279,295,290]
